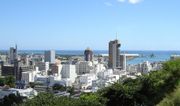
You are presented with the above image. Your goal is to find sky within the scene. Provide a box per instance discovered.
[0,0,180,50]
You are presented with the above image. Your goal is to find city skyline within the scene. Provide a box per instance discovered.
[0,0,180,50]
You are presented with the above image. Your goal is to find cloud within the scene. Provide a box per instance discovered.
[117,0,143,4]
[117,0,126,3]
[104,2,113,6]
[128,0,143,4]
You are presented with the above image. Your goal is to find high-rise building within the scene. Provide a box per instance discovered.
[7,45,21,81]
[1,60,22,81]
[0,61,2,76]
[9,45,18,64]
[44,50,55,63]
[120,54,126,71]
[14,59,21,81]
[108,39,121,69]
[84,47,93,61]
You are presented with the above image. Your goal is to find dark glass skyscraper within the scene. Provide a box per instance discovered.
[84,48,93,61]
[9,45,18,64]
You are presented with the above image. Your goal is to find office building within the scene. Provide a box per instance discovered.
[120,54,126,71]
[44,50,55,63]
[108,39,121,69]
[1,61,22,81]
[84,48,93,61]
[9,45,18,64]
[1,64,14,76]
[14,59,21,81]
[76,61,93,75]
[61,64,77,83]
[3,45,21,81]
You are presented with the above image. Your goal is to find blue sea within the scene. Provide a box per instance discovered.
[1,50,180,65]
[125,51,179,64]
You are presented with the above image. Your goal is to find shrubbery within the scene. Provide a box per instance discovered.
[21,92,104,106]
[98,59,180,106]
[0,76,15,87]
[0,93,23,106]
[157,85,180,106]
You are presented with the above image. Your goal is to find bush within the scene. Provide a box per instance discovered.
[22,92,104,106]
[0,77,5,86]
[99,59,180,106]
[0,93,23,106]
[4,76,15,87]
[157,85,180,106]
[52,83,66,91]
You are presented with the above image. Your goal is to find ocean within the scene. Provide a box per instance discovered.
[1,50,180,65]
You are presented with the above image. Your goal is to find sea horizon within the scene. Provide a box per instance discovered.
[1,50,180,64]
[1,49,180,51]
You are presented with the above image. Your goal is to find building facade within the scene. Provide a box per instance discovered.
[108,39,121,69]
[120,54,127,71]
[84,48,93,61]
[44,50,55,63]
[61,64,77,83]
[76,61,93,75]
[9,45,18,64]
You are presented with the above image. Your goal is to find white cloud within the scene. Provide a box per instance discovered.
[117,0,126,3]
[116,0,143,4]
[104,2,113,6]
[128,0,143,4]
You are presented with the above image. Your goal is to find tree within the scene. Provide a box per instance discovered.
[52,83,66,91]
[0,77,5,86]
[157,85,180,106]
[79,93,106,106]
[99,59,180,106]
[0,93,23,106]
[22,93,56,106]
[66,86,75,95]
[22,92,104,106]
[4,76,15,87]
[29,82,35,88]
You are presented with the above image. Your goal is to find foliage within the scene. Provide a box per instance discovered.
[0,93,23,106]
[29,82,35,88]
[52,84,75,95]
[0,76,15,87]
[98,59,180,106]
[22,93,57,106]
[0,77,5,86]
[157,85,180,106]
[22,92,104,106]
[52,83,66,91]
[66,86,75,95]
[80,93,106,106]
[4,76,15,87]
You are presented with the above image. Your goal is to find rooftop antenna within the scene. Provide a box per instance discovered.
[15,44,17,50]
[116,32,118,40]
[15,44,18,59]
